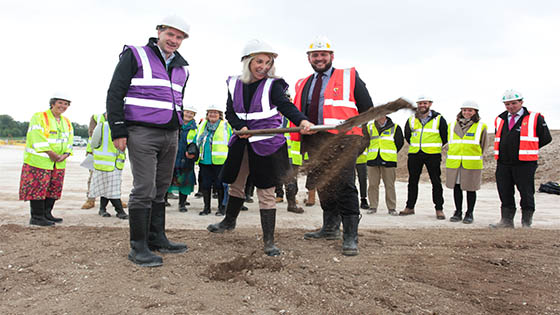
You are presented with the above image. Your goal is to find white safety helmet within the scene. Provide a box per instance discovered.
[416,95,433,103]
[307,35,334,53]
[461,100,479,110]
[51,91,72,103]
[183,105,198,113]
[502,89,523,102]
[240,39,278,61]
[157,15,190,38]
[206,104,224,112]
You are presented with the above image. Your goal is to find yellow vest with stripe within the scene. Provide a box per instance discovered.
[356,149,368,164]
[24,109,73,170]
[446,121,486,170]
[93,122,126,171]
[86,113,106,154]
[197,119,231,165]
[367,122,398,162]
[408,115,443,154]
[285,133,303,166]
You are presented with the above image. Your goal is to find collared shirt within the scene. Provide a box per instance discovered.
[419,111,433,125]
[306,66,334,106]
[507,108,524,126]
[156,45,176,70]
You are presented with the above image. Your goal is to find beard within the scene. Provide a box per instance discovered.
[311,60,333,73]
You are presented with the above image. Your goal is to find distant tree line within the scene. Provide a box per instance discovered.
[0,115,88,138]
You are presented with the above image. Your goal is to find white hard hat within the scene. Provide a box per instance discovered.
[307,36,334,53]
[158,15,190,38]
[51,91,72,102]
[461,100,479,110]
[183,105,198,113]
[240,39,278,61]
[502,89,523,102]
[206,104,224,112]
[416,95,433,103]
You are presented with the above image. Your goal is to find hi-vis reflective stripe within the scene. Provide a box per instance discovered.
[47,138,68,144]
[324,118,345,125]
[233,78,279,121]
[134,46,152,78]
[25,147,49,158]
[447,155,482,160]
[29,125,44,132]
[323,99,356,109]
[124,97,176,110]
[519,150,539,154]
[33,142,49,149]
[95,160,117,166]
[212,151,228,156]
[410,115,441,133]
[249,135,275,142]
[448,121,484,145]
[410,143,442,147]
[323,69,353,109]
[227,76,238,97]
[131,78,183,93]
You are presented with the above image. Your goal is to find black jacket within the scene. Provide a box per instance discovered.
[106,38,190,139]
[366,117,404,168]
[496,107,552,165]
[404,109,448,155]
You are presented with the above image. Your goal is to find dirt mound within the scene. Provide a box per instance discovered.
[206,251,283,282]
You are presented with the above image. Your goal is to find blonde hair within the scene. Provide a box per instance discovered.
[240,54,279,84]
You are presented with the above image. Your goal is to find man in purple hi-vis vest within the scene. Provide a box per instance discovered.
[106,15,190,267]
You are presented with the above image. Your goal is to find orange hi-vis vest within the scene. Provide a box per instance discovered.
[494,111,541,161]
[290,68,362,141]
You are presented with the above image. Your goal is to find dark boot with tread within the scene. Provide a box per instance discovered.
[207,196,244,233]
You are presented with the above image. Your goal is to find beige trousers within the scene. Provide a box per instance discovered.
[228,147,276,209]
[367,165,397,211]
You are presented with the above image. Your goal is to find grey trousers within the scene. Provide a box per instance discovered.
[127,126,178,210]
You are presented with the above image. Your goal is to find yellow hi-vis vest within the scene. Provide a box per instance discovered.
[86,113,106,154]
[356,149,368,164]
[197,119,231,165]
[285,133,303,166]
[24,109,73,170]
[93,122,125,171]
[367,122,398,162]
[408,114,443,154]
[446,121,486,170]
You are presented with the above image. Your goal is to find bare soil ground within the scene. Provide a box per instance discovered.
[1,131,559,314]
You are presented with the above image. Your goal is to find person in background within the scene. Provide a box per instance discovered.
[167,105,198,212]
[400,95,448,220]
[207,39,313,256]
[445,101,487,224]
[490,90,551,228]
[196,104,232,216]
[81,113,102,210]
[356,150,370,210]
[366,114,404,215]
[89,113,129,219]
[19,92,73,226]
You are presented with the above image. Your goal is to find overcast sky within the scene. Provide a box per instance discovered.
[1,0,559,129]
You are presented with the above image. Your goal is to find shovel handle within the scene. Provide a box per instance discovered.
[233,125,338,136]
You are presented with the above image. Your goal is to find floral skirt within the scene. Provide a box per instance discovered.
[19,163,65,201]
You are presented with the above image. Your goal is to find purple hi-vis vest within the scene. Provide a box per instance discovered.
[123,45,188,125]
[227,76,286,156]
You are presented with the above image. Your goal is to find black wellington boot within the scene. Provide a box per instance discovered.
[303,211,341,240]
[215,188,225,216]
[148,202,188,253]
[128,208,163,267]
[463,210,474,224]
[44,198,63,223]
[178,193,188,212]
[111,199,128,220]
[98,197,111,217]
[29,200,54,226]
[207,196,244,233]
[199,190,211,215]
[489,207,515,228]
[521,210,534,228]
[449,210,462,222]
[260,209,280,256]
[342,215,360,256]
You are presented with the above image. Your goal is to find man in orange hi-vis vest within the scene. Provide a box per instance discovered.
[290,36,374,256]
[490,89,551,229]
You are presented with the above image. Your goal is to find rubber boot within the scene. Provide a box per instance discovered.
[111,199,128,220]
[199,190,211,215]
[521,210,534,228]
[44,198,63,223]
[164,192,171,207]
[178,193,188,212]
[260,209,280,256]
[207,196,244,233]
[128,208,163,267]
[287,195,304,214]
[148,202,188,253]
[489,207,515,228]
[98,197,111,217]
[342,215,360,256]
[29,200,54,226]
[215,188,225,216]
[449,210,462,222]
[462,210,473,224]
[303,211,341,240]
[360,198,370,210]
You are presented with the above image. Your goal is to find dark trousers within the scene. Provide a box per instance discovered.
[496,162,537,212]
[355,163,368,199]
[406,152,444,210]
[285,165,299,200]
[199,164,224,191]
